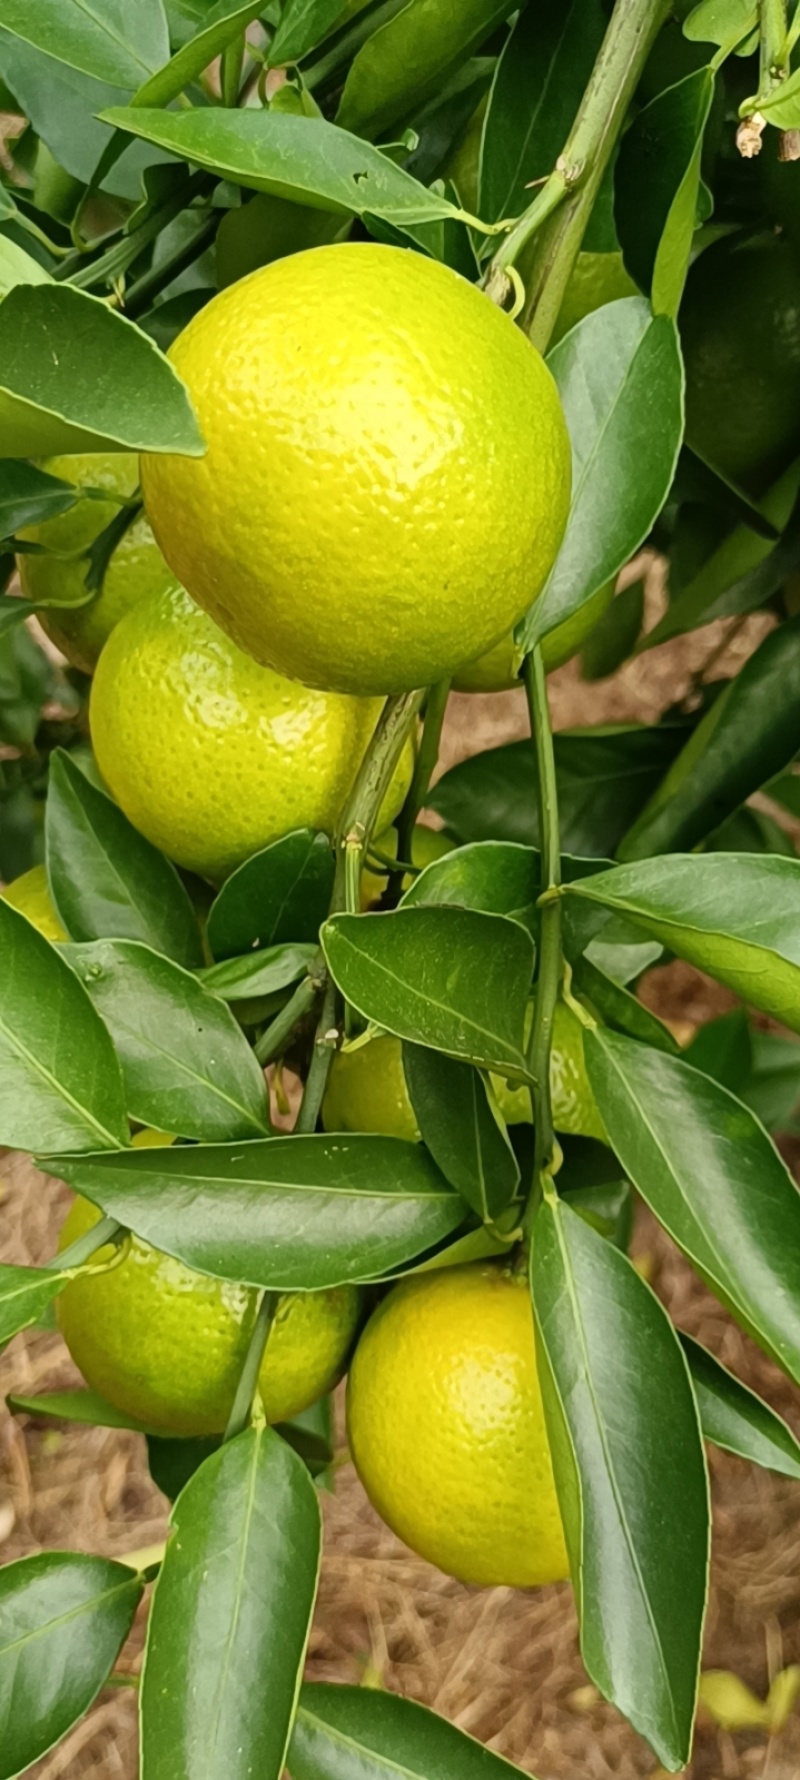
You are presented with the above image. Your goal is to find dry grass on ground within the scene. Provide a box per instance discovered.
[2,566,799,1778]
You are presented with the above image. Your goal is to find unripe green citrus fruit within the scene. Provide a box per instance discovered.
[17,453,175,674]
[1,863,66,942]
[57,1194,363,1437]
[361,822,455,906]
[90,583,415,881]
[453,580,615,692]
[347,1263,568,1587]
[140,244,571,696]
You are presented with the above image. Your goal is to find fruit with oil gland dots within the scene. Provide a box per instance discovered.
[453,580,615,692]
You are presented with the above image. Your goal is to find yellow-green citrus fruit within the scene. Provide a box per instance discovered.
[681,234,800,495]
[1,864,66,942]
[140,244,571,696]
[17,453,176,674]
[57,1195,363,1437]
[347,1264,568,1587]
[549,1000,607,1142]
[453,580,615,692]
[360,822,456,906]
[90,583,415,881]
[549,251,638,348]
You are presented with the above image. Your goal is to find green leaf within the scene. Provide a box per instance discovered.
[133,0,264,106]
[428,725,691,856]
[683,1009,752,1094]
[0,595,35,636]
[198,943,317,1001]
[533,1197,708,1770]
[683,0,756,52]
[0,460,76,537]
[335,0,508,144]
[66,938,271,1140]
[615,69,715,317]
[618,620,800,858]
[46,750,203,968]
[146,1433,220,1501]
[0,1262,70,1352]
[0,31,170,198]
[270,0,348,66]
[558,1142,633,1249]
[322,907,533,1074]
[402,1042,520,1220]
[0,898,129,1153]
[571,954,679,1054]
[289,1683,532,1780]
[479,0,606,224]
[0,1551,142,1780]
[681,1334,800,1479]
[580,579,645,680]
[0,283,204,458]
[142,1427,321,1780]
[562,853,800,1033]
[516,303,684,654]
[7,1386,155,1431]
[102,107,469,225]
[0,233,53,296]
[0,0,169,88]
[401,839,538,931]
[584,1027,800,1382]
[0,622,53,748]
[757,63,800,127]
[44,1135,464,1288]
[207,829,334,960]
[742,1030,800,1132]
[645,462,800,649]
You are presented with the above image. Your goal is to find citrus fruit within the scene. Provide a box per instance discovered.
[453,580,615,692]
[17,453,176,674]
[361,822,455,906]
[1,863,65,942]
[89,583,415,881]
[681,233,800,495]
[140,244,571,696]
[347,1263,568,1587]
[57,1195,363,1437]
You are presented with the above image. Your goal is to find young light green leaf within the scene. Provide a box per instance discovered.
[102,107,469,225]
[270,0,348,67]
[198,943,317,1001]
[44,1135,464,1289]
[207,829,334,960]
[618,619,800,858]
[0,283,203,458]
[562,854,800,1033]
[402,1042,520,1221]
[0,1263,70,1353]
[66,938,271,1140]
[680,1334,800,1479]
[289,1684,533,1780]
[133,0,264,107]
[322,907,534,1074]
[0,0,169,88]
[0,460,76,536]
[615,69,715,318]
[683,0,756,51]
[0,1551,142,1780]
[0,898,129,1153]
[533,1197,708,1770]
[335,0,509,143]
[46,750,203,968]
[584,1028,800,1383]
[479,0,606,224]
[757,64,800,127]
[142,1427,320,1780]
[516,302,684,654]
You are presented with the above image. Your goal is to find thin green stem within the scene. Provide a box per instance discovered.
[295,972,339,1134]
[255,974,318,1066]
[48,1215,123,1271]
[522,647,562,1238]
[59,175,212,292]
[395,677,450,874]
[760,0,788,90]
[224,1290,280,1442]
[123,211,218,316]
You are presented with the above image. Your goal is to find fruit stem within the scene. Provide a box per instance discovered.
[389,676,450,904]
[522,646,562,1238]
[255,974,318,1066]
[224,1289,280,1442]
[49,1215,124,1272]
[484,0,669,347]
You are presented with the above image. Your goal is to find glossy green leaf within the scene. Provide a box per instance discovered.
[322,907,533,1074]
[207,830,333,960]
[7,1386,154,1432]
[517,303,684,654]
[0,460,76,537]
[0,1263,70,1352]
[681,1334,800,1478]
[270,0,347,66]
[572,954,679,1054]
[619,621,800,858]
[479,0,605,224]
[0,1551,142,1780]
[757,64,800,127]
[402,1042,519,1220]
[683,0,756,51]
[46,750,202,967]
[336,0,508,144]
[289,1683,532,1779]
[66,938,271,1140]
[198,943,317,1001]
[0,898,129,1153]
[533,1197,708,1769]
[742,1030,800,1132]
[562,853,800,1033]
[146,1433,220,1502]
[402,840,537,931]
[0,0,168,88]
[0,234,52,296]
[44,1135,464,1289]
[102,107,469,225]
[585,1027,800,1382]
[428,726,690,857]
[141,1426,320,1780]
[133,0,264,106]
[0,283,203,458]
[615,69,714,317]
[645,461,800,649]
[580,580,645,680]
[0,30,169,198]
[683,1009,752,1094]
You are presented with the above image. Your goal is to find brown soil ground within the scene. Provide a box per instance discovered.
[2,565,799,1778]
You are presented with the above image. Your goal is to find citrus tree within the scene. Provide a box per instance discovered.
[3,0,800,1773]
